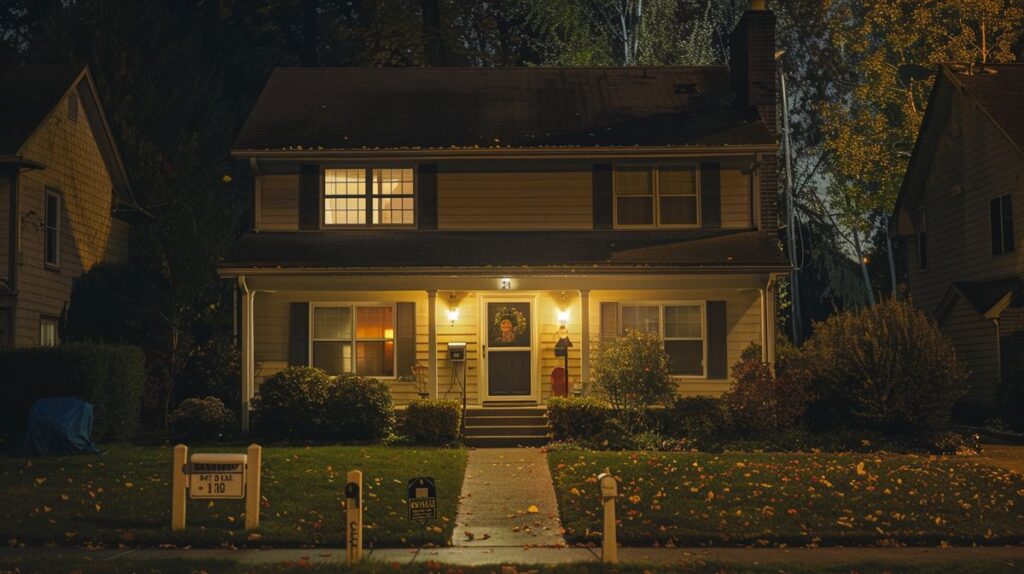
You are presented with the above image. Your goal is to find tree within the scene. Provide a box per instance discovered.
[592,330,675,432]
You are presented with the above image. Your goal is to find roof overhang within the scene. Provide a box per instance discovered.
[231,144,779,161]
[218,264,791,279]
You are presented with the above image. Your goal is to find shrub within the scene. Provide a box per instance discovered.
[721,341,814,436]
[324,374,395,442]
[665,396,729,447]
[589,417,636,450]
[999,359,1024,433]
[804,298,969,435]
[592,330,675,432]
[403,399,461,445]
[0,343,145,444]
[546,396,611,441]
[252,367,334,439]
[169,396,235,441]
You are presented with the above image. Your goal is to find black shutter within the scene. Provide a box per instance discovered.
[600,302,619,342]
[396,302,416,379]
[700,162,721,228]
[593,164,613,229]
[289,302,310,366]
[706,301,727,379]
[417,164,438,230]
[299,164,320,230]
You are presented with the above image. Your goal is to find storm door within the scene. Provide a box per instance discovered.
[483,300,533,398]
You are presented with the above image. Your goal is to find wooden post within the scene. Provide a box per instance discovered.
[579,289,590,394]
[245,444,262,530]
[171,444,188,531]
[598,471,618,563]
[345,470,363,563]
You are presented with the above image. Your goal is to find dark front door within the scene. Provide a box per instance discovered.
[485,301,532,397]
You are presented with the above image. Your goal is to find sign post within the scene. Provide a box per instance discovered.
[172,444,188,531]
[407,476,437,526]
[345,470,363,564]
[598,470,618,564]
[245,444,262,529]
[170,445,262,531]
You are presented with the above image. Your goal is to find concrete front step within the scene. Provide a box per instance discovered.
[463,415,547,427]
[464,424,548,437]
[463,435,550,448]
[465,407,546,418]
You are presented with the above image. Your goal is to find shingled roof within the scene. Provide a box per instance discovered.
[950,64,1024,155]
[233,66,774,152]
[219,229,787,273]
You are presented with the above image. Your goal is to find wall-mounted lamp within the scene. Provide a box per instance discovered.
[446,293,460,326]
[557,309,570,325]
[384,328,395,340]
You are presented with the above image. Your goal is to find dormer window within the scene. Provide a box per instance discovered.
[614,165,699,227]
[323,167,415,226]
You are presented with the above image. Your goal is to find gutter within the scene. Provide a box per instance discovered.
[230,145,779,161]
[216,264,792,278]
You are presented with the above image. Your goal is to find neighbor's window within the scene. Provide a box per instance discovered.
[311,305,394,377]
[44,189,61,268]
[917,206,928,270]
[614,166,698,227]
[621,303,704,376]
[323,168,414,226]
[990,194,1015,256]
[40,317,58,347]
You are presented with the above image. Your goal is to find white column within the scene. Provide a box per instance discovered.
[579,289,590,394]
[427,290,438,399]
[765,278,777,367]
[759,287,768,363]
[240,278,255,433]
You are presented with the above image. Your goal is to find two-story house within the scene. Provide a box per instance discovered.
[0,65,139,349]
[894,63,1024,415]
[221,2,789,440]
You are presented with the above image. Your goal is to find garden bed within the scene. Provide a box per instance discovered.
[0,445,466,548]
[548,449,1024,547]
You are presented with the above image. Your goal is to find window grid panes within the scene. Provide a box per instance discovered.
[614,166,699,227]
[40,317,58,348]
[658,167,698,225]
[372,169,415,225]
[621,303,704,376]
[311,305,395,377]
[324,169,366,225]
[324,167,415,226]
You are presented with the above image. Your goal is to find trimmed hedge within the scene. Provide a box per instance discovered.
[546,396,611,441]
[169,396,236,441]
[403,399,461,445]
[0,343,145,444]
[324,374,395,442]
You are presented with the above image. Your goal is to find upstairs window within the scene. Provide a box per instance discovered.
[40,316,59,347]
[44,189,61,268]
[991,194,1015,256]
[323,168,414,226]
[917,206,928,270]
[614,166,698,227]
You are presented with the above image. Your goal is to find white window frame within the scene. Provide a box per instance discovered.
[619,301,707,378]
[309,302,398,379]
[612,165,701,229]
[44,188,61,269]
[40,316,59,347]
[321,167,416,228]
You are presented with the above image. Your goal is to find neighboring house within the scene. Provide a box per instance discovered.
[222,2,788,438]
[894,63,1024,413]
[0,65,140,348]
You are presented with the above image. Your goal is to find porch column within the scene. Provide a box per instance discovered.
[239,278,255,433]
[764,278,777,367]
[579,289,590,394]
[427,290,439,399]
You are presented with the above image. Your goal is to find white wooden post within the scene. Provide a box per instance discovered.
[345,470,363,563]
[598,471,618,563]
[245,444,262,529]
[579,289,590,394]
[239,278,254,433]
[171,444,188,531]
[427,290,438,399]
[765,278,777,368]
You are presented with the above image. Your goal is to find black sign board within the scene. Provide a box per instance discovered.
[407,476,437,525]
[345,482,360,505]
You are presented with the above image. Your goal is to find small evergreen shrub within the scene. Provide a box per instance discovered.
[804,299,969,435]
[665,396,729,447]
[403,399,461,445]
[546,396,611,440]
[324,374,395,442]
[592,330,675,432]
[169,396,235,441]
[721,341,814,436]
[252,367,334,439]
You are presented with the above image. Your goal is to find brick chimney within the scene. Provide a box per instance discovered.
[730,0,777,133]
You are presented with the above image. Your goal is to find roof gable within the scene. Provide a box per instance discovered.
[233,66,774,153]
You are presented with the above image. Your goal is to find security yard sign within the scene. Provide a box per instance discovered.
[189,453,246,499]
[171,444,262,531]
[407,476,437,526]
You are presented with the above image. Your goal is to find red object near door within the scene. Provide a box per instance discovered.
[551,367,568,397]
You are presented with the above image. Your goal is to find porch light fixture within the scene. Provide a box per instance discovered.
[446,293,460,325]
[557,309,570,325]
[384,328,395,340]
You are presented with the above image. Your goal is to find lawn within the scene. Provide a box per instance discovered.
[548,449,1024,547]
[0,444,466,548]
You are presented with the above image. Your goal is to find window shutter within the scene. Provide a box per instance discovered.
[417,165,438,230]
[706,301,727,379]
[600,302,619,341]
[298,164,320,230]
[593,164,613,229]
[700,162,721,228]
[396,302,416,379]
[289,302,310,366]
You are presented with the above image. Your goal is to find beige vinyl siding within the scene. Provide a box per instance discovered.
[942,296,1000,404]
[0,176,8,282]
[437,171,592,229]
[259,174,300,230]
[13,87,130,347]
[720,167,753,228]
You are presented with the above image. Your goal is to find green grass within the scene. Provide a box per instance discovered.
[0,444,466,548]
[548,449,1024,547]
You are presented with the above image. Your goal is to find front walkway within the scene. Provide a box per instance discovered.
[452,448,565,547]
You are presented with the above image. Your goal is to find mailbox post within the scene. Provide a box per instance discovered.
[172,444,188,531]
[345,470,363,564]
[598,471,618,564]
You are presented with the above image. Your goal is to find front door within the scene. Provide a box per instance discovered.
[483,299,533,399]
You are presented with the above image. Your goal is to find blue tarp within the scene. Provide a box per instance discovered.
[21,398,101,456]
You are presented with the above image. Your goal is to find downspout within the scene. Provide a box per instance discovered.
[993,317,1002,391]
[239,275,253,433]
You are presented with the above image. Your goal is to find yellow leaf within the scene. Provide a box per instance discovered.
[856,462,867,476]
[527,505,539,513]
[34,478,46,486]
